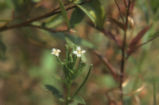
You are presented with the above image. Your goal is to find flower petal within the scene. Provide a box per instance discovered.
[77,46,81,51]
[77,54,81,57]
[57,49,61,53]
[73,51,78,54]
[82,50,86,54]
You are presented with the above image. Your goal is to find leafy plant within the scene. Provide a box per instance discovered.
[46,42,92,105]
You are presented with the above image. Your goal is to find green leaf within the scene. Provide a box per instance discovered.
[57,0,70,28]
[45,84,63,99]
[69,96,86,105]
[45,14,64,28]
[70,7,85,28]
[73,65,92,97]
[76,0,105,29]
[47,32,95,49]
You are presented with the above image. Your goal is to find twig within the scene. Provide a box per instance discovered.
[26,24,68,33]
[114,0,124,22]
[137,34,159,49]
[72,65,93,98]
[88,22,121,48]
[122,0,128,7]
[120,0,131,104]
[0,2,87,32]
[93,50,120,81]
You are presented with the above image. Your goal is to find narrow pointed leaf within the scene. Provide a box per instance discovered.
[70,8,85,28]
[45,84,63,99]
[57,0,70,28]
[129,26,150,48]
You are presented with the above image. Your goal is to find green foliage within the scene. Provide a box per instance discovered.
[45,14,64,28]
[69,96,86,105]
[47,43,92,105]
[76,0,105,29]
[58,0,70,28]
[58,45,86,84]
[1,0,159,104]
[70,8,85,28]
[47,32,95,48]
[45,84,63,99]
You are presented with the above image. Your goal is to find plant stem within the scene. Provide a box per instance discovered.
[65,83,71,105]
[72,65,93,98]
[120,31,126,105]
[119,0,131,104]
[73,57,80,70]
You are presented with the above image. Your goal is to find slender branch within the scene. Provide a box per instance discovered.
[137,34,159,49]
[93,50,120,81]
[72,65,93,98]
[122,0,128,7]
[26,24,68,33]
[65,83,71,105]
[88,22,122,48]
[0,2,87,32]
[114,0,124,22]
[120,0,131,104]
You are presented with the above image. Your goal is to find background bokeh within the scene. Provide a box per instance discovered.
[0,0,159,105]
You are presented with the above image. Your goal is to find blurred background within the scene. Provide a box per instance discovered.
[0,0,159,105]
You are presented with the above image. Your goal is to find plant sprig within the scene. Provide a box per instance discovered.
[50,44,92,105]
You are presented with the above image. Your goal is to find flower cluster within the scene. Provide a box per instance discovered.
[51,46,86,57]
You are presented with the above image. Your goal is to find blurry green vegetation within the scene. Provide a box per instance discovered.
[0,0,159,105]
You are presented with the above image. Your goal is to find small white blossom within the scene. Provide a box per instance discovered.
[51,48,61,57]
[73,46,86,57]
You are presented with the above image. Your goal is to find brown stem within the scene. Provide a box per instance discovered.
[122,0,128,7]
[0,1,87,32]
[114,0,124,22]
[87,22,122,48]
[93,50,120,81]
[120,0,131,104]
[26,24,68,33]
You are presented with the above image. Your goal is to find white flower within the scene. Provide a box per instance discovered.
[51,48,61,57]
[73,46,86,57]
